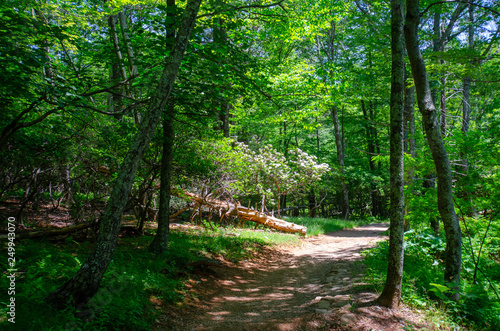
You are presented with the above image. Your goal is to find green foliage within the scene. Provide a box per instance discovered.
[363,225,500,330]
[1,0,499,328]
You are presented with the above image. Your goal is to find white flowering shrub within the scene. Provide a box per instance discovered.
[194,138,330,210]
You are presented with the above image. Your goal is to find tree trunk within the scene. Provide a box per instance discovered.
[423,174,440,235]
[331,106,350,219]
[361,100,380,216]
[431,4,467,135]
[279,194,287,216]
[440,82,446,136]
[403,69,416,231]
[149,0,176,254]
[0,221,94,240]
[213,18,232,138]
[459,4,475,216]
[220,102,231,138]
[60,163,73,205]
[108,14,128,82]
[118,11,138,77]
[308,188,316,218]
[404,77,416,160]
[404,79,416,161]
[107,14,125,119]
[45,0,203,309]
[149,104,174,254]
[405,0,462,300]
[322,20,349,219]
[430,12,441,106]
[378,0,405,308]
[118,10,140,122]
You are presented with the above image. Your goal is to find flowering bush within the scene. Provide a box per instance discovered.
[194,138,330,209]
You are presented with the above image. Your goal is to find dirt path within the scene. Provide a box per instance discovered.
[158,223,429,330]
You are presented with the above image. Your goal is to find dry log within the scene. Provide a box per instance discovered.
[172,189,307,235]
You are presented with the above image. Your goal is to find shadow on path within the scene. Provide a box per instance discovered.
[159,223,390,331]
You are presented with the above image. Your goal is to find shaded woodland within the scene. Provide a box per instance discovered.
[1,0,500,329]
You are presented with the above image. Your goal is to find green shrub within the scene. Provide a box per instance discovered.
[362,227,500,330]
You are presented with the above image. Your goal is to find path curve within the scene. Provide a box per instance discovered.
[159,223,427,331]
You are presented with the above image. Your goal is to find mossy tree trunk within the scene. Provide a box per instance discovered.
[378,0,405,309]
[405,0,462,300]
[149,0,176,254]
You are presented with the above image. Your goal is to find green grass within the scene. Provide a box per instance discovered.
[284,216,374,236]
[225,228,302,246]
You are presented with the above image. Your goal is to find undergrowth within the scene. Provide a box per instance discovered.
[0,228,291,330]
[362,228,500,330]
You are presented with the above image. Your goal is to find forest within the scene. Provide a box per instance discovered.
[1,0,499,329]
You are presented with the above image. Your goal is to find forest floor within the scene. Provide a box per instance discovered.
[155,223,432,331]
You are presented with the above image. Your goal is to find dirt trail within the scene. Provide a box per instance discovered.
[158,223,428,331]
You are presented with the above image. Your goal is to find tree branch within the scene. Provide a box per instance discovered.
[420,1,500,18]
[197,0,286,19]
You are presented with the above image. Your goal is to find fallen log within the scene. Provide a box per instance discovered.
[0,221,94,240]
[172,189,307,236]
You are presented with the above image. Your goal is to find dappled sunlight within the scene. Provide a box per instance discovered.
[169,223,391,330]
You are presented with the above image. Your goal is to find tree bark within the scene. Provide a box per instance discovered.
[430,12,441,106]
[404,81,415,160]
[220,102,231,138]
[403,68,415,231]
[378,0,405,309]
[108,14,128,82]
[45,0,203,309]
[459,4,475,216]
[149,0,176,254]
[149,104,174,254]
[279,194,287,216]
[118,11,138,77]
[361,100,381,216]
[322,20,349,219]
[331,106,350,219]
[107,14,125,118]
[213,18,232,138]
[308,188,316,218]
[0,222,94,240]
[405,0,462,300]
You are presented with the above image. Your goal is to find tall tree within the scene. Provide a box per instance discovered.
[324,20,350,219]
[430,3,467,136]
[107,13,126,119]
[377,0,405,308]
[149,0,177,254]
[330,105,350,219]
[45,0,203,309]
[459,3,475,216]
[405,0,462,300]
[361,99,382,217]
